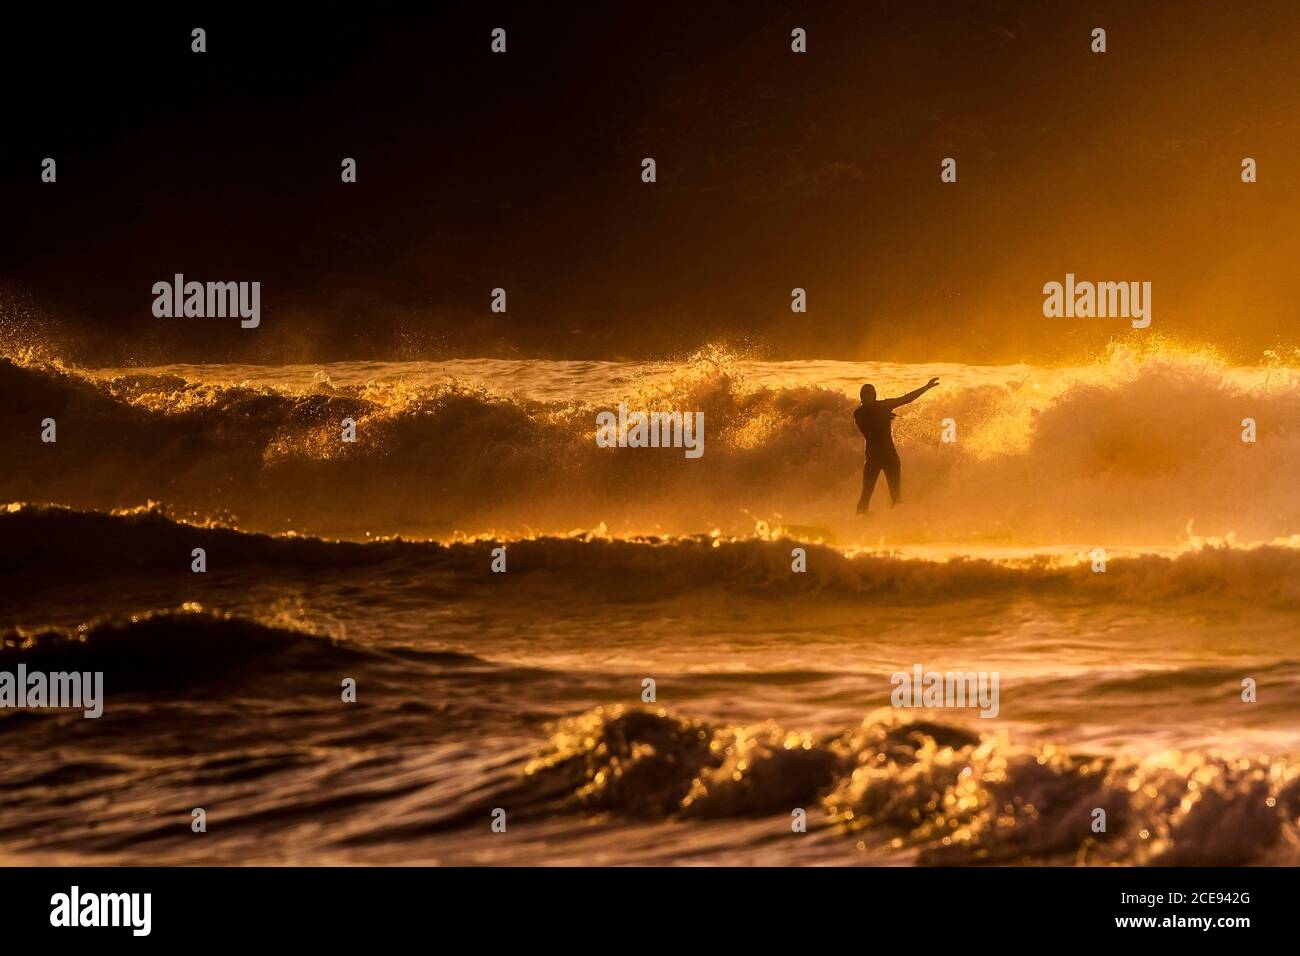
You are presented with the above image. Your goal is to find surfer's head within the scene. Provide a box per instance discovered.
[860,384,876,403]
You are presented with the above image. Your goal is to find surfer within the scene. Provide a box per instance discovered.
[854,377,939,513]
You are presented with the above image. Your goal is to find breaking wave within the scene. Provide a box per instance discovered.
[511,705,1300,865]
[3,343,1300,544]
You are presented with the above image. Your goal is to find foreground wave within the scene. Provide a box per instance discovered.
[3,624,1296,865]
[507,704,1300,865]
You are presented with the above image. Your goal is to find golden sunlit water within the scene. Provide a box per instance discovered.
[2,339,1299,864]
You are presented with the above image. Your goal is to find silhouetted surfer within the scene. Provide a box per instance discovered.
[854,378,939,513]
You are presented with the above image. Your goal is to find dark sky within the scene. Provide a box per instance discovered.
[3,2,1299,365]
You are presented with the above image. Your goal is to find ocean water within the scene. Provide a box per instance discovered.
[2,344,1299,865]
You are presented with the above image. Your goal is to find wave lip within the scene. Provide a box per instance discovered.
[0,607,375,695]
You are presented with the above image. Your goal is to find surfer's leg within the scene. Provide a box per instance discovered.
[884,453,901,505]
[858,460,882,513]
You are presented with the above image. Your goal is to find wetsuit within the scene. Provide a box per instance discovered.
[854,403,901,511]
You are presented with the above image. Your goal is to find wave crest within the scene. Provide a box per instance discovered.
[5,346,1300,544]
[7,504,1300,608]
[0,607,373,694]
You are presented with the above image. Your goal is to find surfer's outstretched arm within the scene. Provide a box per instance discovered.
[884,378,939,410]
